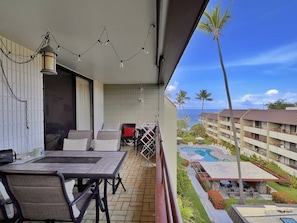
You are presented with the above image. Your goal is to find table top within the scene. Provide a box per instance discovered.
[0,150,127,179]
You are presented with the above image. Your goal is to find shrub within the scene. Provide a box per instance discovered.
[271,191,297,204]
[290,176,297,189]
[208,190,226,209]
[183,159,190,167]
[177,165,192,196]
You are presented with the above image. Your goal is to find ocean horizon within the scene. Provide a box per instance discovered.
[177,108,221,128]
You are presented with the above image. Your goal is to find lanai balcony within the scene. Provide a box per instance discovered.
[0,1,209,222]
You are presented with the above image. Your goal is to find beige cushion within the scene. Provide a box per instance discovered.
[95,130,121,150]
[93,139,118,151]
[64,180,80,218]
[0,182,14,219]
[67,130,93,150]
[63,138,88,151]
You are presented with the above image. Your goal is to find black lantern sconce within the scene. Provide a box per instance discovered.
[40,33,58,75]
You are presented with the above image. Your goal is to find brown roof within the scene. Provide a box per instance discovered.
[220,109,249,118]
[201,112,218,120]
[208,113,218,120]
[243,110,297,125]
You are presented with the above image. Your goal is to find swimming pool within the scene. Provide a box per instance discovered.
[181,147,218,162]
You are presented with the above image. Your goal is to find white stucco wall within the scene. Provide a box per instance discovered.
[163,96,178,190]
[0,36,44,155]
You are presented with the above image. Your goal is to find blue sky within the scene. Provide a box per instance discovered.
[166,0,297,109]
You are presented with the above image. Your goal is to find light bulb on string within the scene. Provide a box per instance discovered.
[78,55,82,62]
[142,47,149,54]
[56,45,60,52]
[120,60,124,68]
[103,40,109,46]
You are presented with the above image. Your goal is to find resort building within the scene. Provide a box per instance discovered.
[201,109,297,176]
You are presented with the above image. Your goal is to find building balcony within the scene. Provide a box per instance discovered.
[269,144,297,160]
[244,126,267,136]
[244,136,267,149]
[269,130,297,144]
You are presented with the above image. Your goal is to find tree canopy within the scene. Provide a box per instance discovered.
[265,99,297,109]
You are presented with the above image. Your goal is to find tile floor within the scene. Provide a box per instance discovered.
[82,146,156,223]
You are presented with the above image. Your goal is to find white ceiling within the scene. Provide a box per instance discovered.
[0,0,209,85]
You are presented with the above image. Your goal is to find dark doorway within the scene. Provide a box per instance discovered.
[43,66,76,150]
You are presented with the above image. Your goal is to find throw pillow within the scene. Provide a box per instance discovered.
[63,138,88,151]
[123,127,135,137]
[93,139,118,151]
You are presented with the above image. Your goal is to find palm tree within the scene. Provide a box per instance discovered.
[175,90,190,115]
[197,3,245,204]
[196,89,213,113]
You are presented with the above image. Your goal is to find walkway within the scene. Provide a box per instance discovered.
[187,167,233,223]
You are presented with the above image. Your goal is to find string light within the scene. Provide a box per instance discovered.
[120,60,124,68]
[48,24,155,67]
[142,47,149,54]
[0,24,155,70]
[0,23,155,130]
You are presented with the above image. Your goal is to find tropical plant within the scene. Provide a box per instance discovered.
[175,90,190,115]
[190,123,207,138]
[177,118,189,131]
[195,89,213,114]
[197,3,245,204]
[265,99,296,109]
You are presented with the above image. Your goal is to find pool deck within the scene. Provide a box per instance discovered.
[177,143,237,162]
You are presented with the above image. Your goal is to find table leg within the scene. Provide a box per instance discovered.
[103,179,110,223]
[94,180,100,223]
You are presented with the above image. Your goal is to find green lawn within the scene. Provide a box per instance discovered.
[268,181,297,199]
[184,185,211,223]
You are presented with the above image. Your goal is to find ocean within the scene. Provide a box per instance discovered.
[177,108,221,128]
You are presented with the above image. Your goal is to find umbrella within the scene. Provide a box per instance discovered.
[196,136,204,141]
[190,154,203,161]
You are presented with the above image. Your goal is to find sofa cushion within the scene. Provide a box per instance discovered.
[63,138,88,151]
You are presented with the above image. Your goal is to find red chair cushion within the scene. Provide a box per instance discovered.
[123,127,135,137]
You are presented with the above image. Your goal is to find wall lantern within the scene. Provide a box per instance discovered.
[40,38,58,75]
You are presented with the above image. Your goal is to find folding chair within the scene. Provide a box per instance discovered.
[0,170,99,223]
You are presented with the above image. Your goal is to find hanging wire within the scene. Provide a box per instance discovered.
[0,32,51,130]
[0,59,29,129]
[0,33,48,64]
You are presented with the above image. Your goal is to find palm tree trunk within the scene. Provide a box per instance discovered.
[216,38,245,204]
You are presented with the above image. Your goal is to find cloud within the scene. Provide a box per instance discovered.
[265,89,279,95]
[226,42,297,67]
[166,81,179,92]
[233,90,297,108]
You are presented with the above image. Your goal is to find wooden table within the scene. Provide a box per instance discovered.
[0,150,127,223]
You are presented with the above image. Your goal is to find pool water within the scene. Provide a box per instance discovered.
[181,147,218,162]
